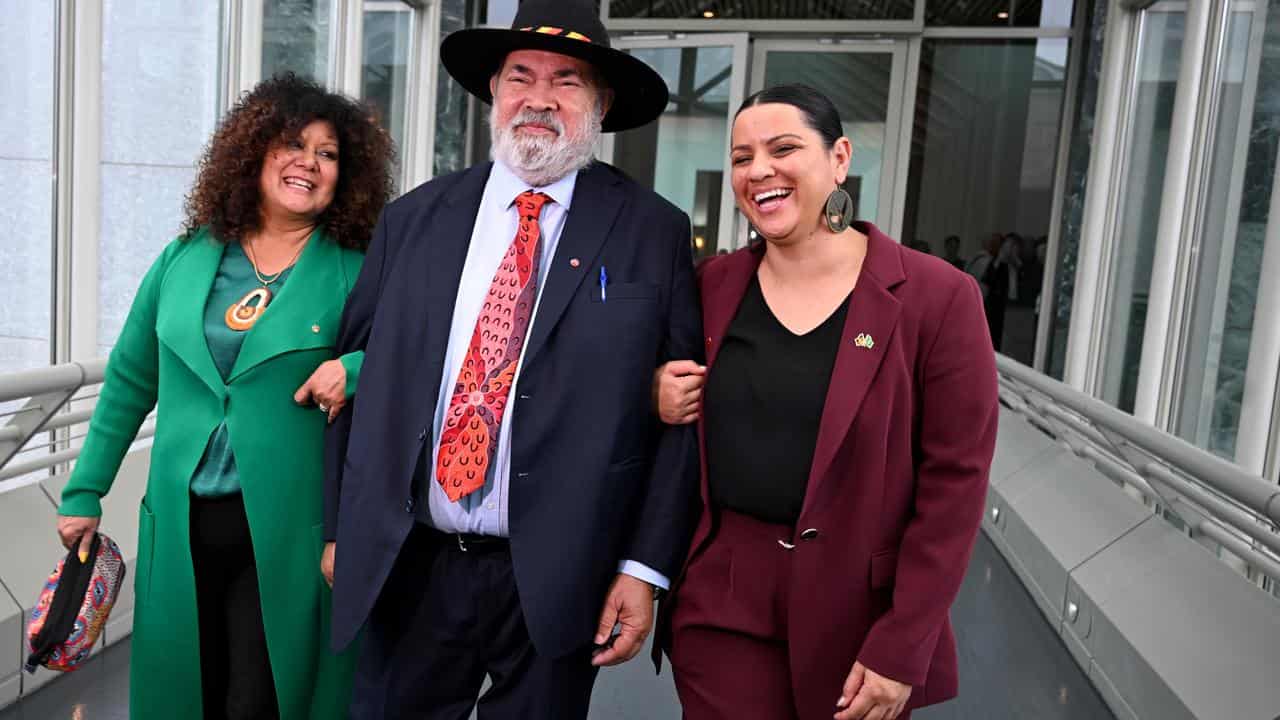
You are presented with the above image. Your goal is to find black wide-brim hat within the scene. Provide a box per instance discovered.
[440,0,669,133]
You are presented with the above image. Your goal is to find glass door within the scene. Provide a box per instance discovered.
[606,34,749,259]
[749,39,909,238]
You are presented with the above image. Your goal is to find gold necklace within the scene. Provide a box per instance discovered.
[224,237,307,331]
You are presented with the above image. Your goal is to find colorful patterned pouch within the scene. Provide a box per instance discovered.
[24,532,126,673]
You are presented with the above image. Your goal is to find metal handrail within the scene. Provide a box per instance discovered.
[997,356,1280,523]
[0,358,134,495]
[996,354,1280,586]
[0,359,105,404]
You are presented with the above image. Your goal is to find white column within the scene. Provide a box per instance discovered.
[55,0,104,364]
[1063,0,1137,391]
[1131,0,1216,425]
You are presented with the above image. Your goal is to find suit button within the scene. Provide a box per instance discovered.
[417,428,427,442]
[799,528,819,540]
[518,394,531,400]
[404,497,416,513]
[705,337,712,346]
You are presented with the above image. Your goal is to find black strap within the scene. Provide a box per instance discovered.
[25,533,100,672]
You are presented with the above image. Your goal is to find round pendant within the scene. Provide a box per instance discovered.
[225,287,272,331]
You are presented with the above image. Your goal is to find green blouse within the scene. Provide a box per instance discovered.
[189,241,294,497]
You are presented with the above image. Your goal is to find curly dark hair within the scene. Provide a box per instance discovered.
[183,73,394,250]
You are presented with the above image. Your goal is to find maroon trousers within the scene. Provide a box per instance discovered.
[670,511,911,720]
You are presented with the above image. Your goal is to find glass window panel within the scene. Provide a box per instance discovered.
[1176,7,1278,460]
[613,46,734,259]
[927,0,1073,27]
[434,0,477,176]
[99,0,221,354]
[263,0,333,83]
[1048,0,1107,379]
[362,2,413,183]
[606,0,913,20]
[1098,11,1184,413]
[0,4,55,373]
[762,51,894,226]
[903,39,1069,366]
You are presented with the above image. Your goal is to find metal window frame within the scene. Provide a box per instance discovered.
[1168,3,1269,458]
[330,0,366,95]
[1065,1,1180,395]
[1243,146,1280,478]
[1062,0,1138,391]
[403,0,442,188]
[1033,0,1091,371]
[749,38,910,240]
[600,0,926,35]
[603,32,750,252]
[1132,0,1225,426]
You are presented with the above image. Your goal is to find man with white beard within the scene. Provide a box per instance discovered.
[321,1,703,718]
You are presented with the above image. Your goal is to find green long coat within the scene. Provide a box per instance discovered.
[61,227,363,719]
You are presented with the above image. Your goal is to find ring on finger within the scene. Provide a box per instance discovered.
[318,403,330,413]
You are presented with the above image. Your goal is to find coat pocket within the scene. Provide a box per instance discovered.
[136,501,156,606]
[869,549,899,590]
[588,281,659,303]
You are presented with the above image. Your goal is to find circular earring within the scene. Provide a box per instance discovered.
[824,186,854,233]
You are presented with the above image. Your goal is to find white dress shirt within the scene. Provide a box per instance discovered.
[424,160,668,590]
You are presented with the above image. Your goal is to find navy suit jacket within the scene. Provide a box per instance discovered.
[323,161,704,657]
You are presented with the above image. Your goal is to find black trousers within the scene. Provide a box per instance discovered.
[190,493,279,720]
[350,524,599,720]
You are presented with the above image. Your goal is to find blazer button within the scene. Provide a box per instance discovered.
[799,528,819,540]
[418,428,427,442]
[404,497,416,513]
[705,337,712,346]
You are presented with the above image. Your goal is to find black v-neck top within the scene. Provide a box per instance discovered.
[705,276,850,525]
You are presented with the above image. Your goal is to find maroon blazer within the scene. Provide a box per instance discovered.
[663,222,998,716]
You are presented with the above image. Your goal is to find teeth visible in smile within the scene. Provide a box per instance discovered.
[754,188,792,203]
[284,178,314,190]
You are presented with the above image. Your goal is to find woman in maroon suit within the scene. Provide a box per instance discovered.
[655,84,998,720]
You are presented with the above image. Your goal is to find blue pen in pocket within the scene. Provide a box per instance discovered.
[599,266,608,302]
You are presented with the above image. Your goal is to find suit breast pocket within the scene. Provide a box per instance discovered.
[589,282,659,303]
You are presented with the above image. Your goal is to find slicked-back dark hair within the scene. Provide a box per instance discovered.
[736,83,844,149]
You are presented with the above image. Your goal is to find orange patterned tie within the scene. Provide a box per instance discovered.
[436,191,550,502]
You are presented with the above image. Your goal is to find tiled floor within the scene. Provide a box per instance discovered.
[0,534,1113,719]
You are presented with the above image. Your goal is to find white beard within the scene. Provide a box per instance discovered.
[490,104,603,187]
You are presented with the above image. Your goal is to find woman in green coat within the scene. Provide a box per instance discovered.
[55,75,394,719]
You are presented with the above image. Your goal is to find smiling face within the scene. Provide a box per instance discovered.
[258,119,339,225]
[487,49,611,186]
[730,103,851,244]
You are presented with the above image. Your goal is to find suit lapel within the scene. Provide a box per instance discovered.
[155,231,226,399]
[226,230,343,382]
[694,249,760,510]
[701,249,760,369]
[802,224,905,515]
[420,164,492,380]
[522,164,624,368]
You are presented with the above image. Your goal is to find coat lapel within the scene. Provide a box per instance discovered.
[419,164,492,381]
[155,230,226,399]
[802,224,905,514]
[226,230,345,382]
[701,249,760,369]
[522,164,624,368]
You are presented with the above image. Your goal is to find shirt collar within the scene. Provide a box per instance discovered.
[490,159,579,210]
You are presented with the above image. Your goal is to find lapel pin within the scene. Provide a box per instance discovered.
[569,258,581,268]
[853,333,875,349]
[311,324,321,334]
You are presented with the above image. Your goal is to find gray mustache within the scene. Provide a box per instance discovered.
[510,111,563,135]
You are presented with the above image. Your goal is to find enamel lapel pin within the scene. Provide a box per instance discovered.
[853,333,875,350]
